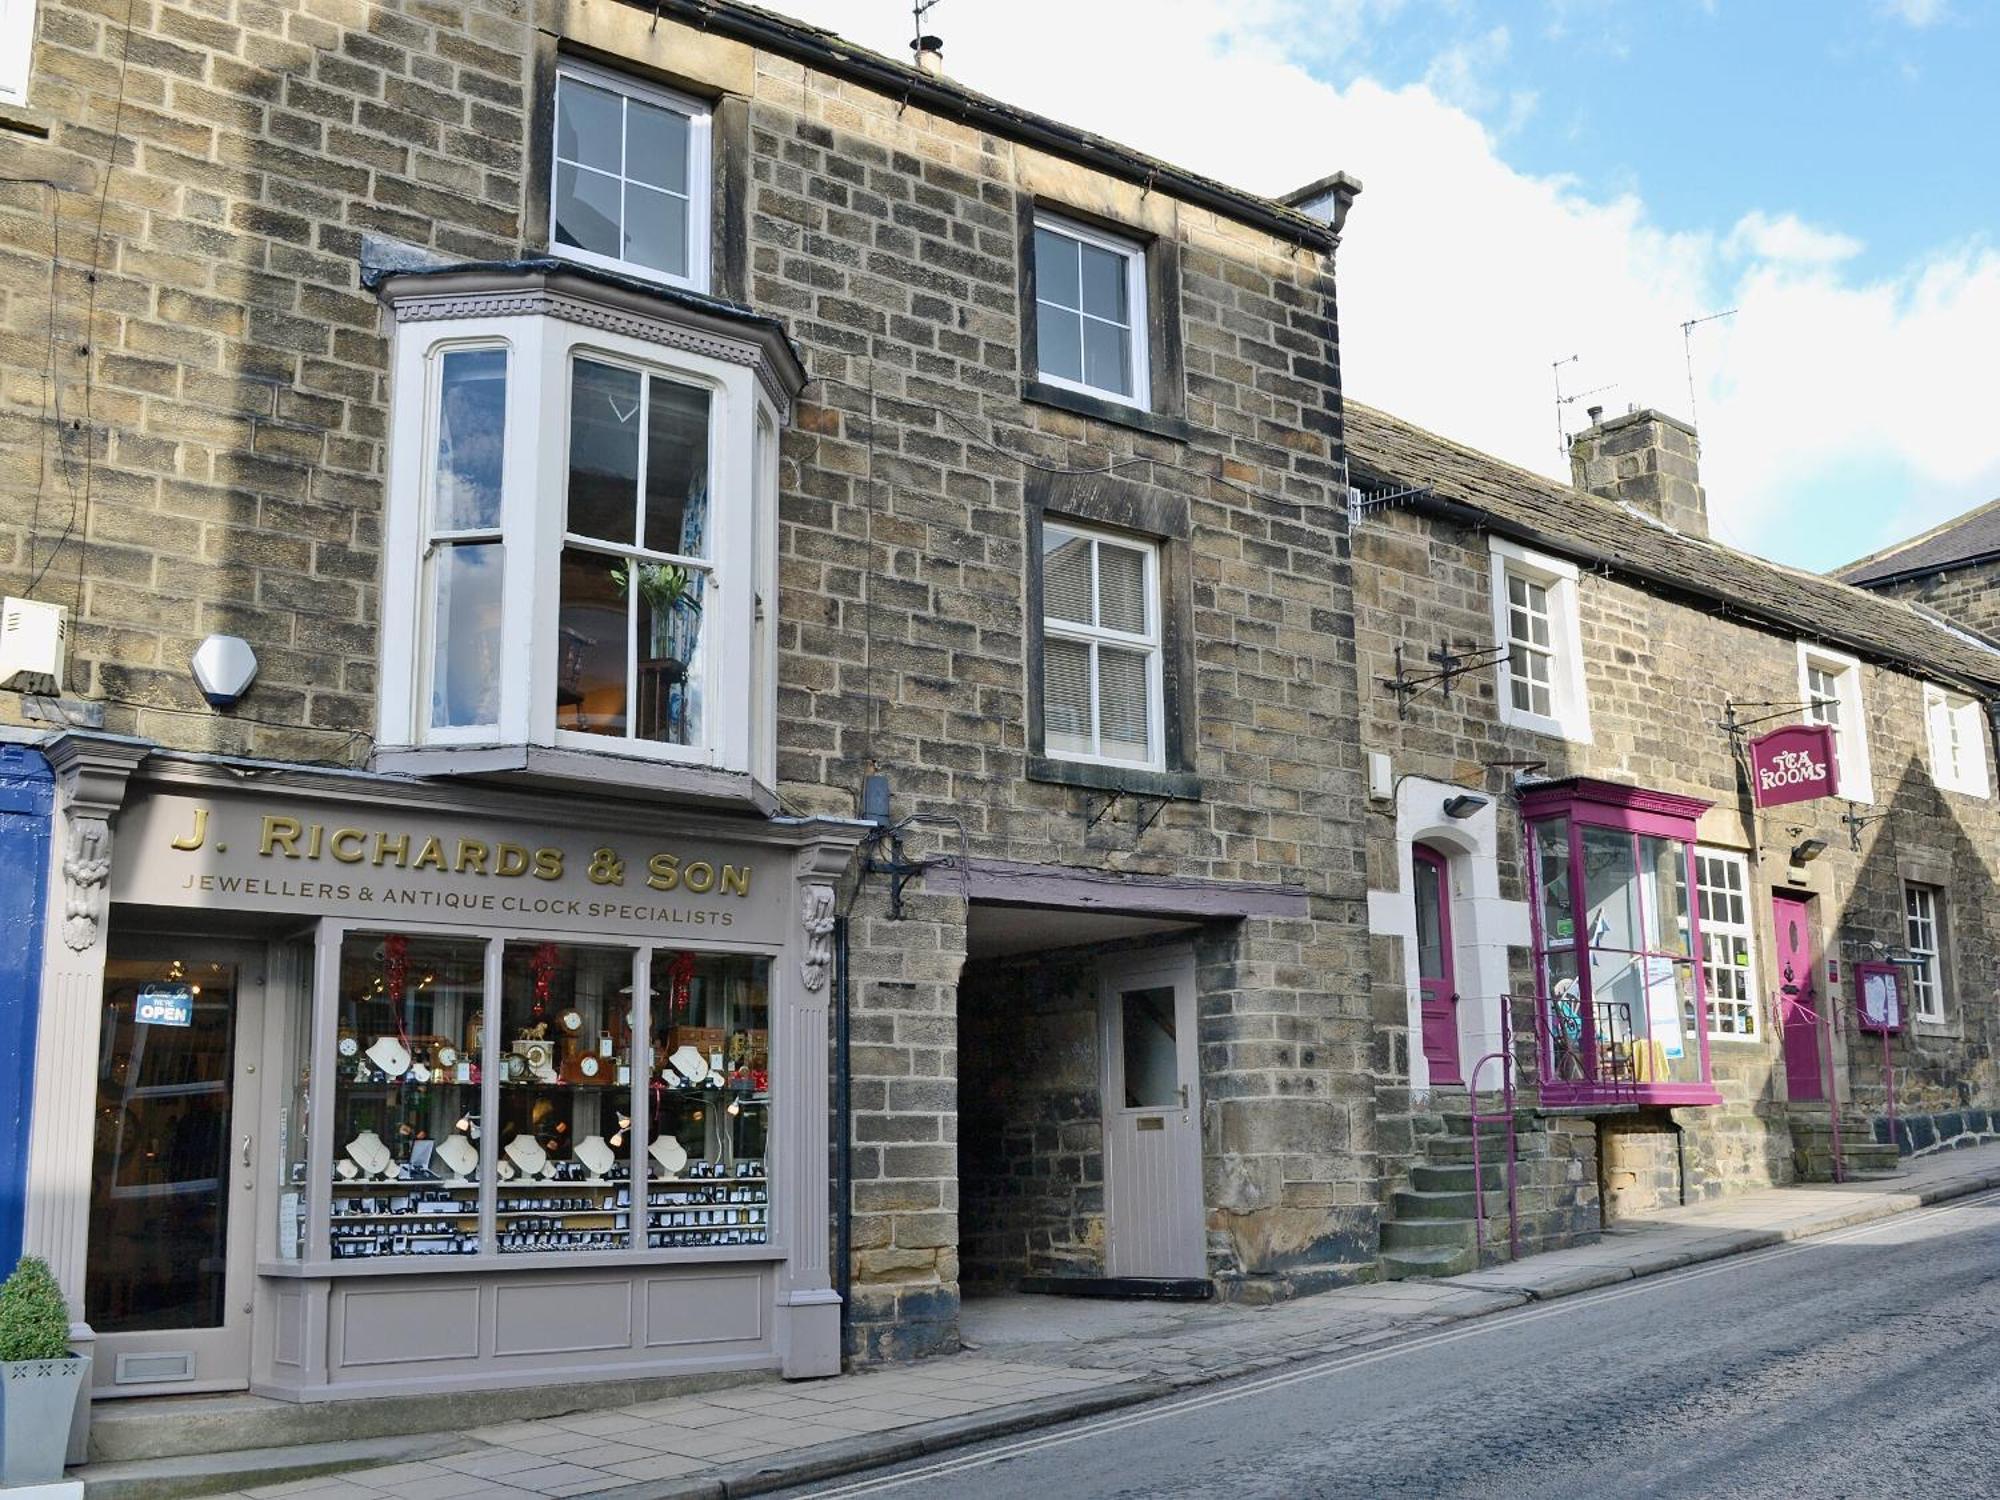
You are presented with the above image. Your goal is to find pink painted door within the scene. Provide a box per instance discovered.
[1772,890,1823,1102]
[1413,844,1461,1084]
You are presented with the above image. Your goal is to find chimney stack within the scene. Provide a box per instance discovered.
[1568,408,1708,539]
[911,34,944,75]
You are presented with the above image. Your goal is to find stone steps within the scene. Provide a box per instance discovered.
[74,1432,473,1500]
[1377,1243,1480,1280]
[1409,1160,1506,1195]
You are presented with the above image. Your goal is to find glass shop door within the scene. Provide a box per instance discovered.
[87,942,266,1396]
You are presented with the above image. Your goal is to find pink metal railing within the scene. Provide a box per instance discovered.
[1467,995,1520,1263]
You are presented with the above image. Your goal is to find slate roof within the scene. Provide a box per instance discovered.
[1342,402,2000,693]
[1833,497,2000,587]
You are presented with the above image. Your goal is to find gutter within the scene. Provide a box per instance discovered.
[627,0,1339,253]
[1356,469,2000,700]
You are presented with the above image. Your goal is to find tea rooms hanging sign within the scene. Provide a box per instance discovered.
[1749,724,1839,808]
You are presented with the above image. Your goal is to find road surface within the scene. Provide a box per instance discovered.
[794,1188,2000,1499]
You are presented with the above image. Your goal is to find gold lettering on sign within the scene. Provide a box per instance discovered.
[171,807,209,851]
[372,832,409,868]
[648,853,679,891]
[532,849,563,881]
[719,864,751,897]
[261,815,302,856]
[330,828,367,864]
[412,837,447,872]
[683,861,714,893]
[494,843,529,877]
[455,839,488,875]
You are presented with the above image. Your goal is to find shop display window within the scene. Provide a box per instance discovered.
[645,952,770,1249]
[1522,780,1717,1106]
[293,927,772,1264]
[328,933,486,1260]
[495,942,636,1253]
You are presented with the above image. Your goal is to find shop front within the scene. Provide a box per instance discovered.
[23,741,860,1407]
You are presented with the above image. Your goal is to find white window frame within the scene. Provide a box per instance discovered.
[549,58,713,294]
[0,0,34,105]
[1039,522,1166,771]
[1693,848,1757,1040]
[1924,684,1990,798]
[1489,538,1591,744]
[1796,643,1872,802]
[1032,211,1151,411]
[1904,882,1947,1024]
[379,309,773,777]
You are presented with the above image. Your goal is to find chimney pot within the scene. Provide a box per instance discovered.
[912,34,944,75]
[1586,404,1603,424]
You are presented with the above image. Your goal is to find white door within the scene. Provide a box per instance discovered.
[88,941,266,1395]
[1100,949,1205,1279]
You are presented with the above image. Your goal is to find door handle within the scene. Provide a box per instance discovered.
[1178,1084,1189,1109]
[241,1134,253,1167]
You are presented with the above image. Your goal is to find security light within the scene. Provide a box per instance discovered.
[1443,793,1490,820]
[1789,837,1829,864]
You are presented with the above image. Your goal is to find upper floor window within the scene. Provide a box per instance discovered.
[551,60,712,292]
[1032,213,1149,409]
[1924,685,1989,797]
[1904,882,1947,1023]
[1694,849,1757,1039]
[1490,538,1590,743]
[1040,523,1163,769]
[1796,644,1871,802]
[374,266,802,792]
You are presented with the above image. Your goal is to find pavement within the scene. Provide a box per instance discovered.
[135,1143,2000,1500]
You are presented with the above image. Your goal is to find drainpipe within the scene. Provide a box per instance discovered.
[833,917,852,1343]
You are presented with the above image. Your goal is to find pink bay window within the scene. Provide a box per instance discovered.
[1521,779,1722,1108]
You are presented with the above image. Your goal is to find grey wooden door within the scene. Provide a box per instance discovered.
[1099,949,1205,1279]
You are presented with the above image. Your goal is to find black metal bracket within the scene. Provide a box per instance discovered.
[1087,788,1126,830]
[861,833,931,920]
[1134,797,1167,838]
[1381,639,1509,719]
[1840,802,1893,853]
[1085,787,1168,840]
[1721,698,1819,737]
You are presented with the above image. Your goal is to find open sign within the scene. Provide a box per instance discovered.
[135,983,195,1028]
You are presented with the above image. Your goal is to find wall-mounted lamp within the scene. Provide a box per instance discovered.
[1443,793,1490,820]
[1789,837,1828,864]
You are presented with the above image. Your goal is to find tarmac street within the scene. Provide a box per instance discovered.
[794,1188,2000,1500]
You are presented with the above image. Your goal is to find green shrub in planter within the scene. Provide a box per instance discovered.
[0,1256,88,1486]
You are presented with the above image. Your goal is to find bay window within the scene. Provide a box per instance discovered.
[1522,778,1719,1106]
[374,265,803,793]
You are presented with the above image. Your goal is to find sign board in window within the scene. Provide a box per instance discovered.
[1855,961,1903,1033]
[135,983,195,1028]
[1749,724,1839,808]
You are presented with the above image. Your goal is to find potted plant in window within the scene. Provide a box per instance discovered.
[0,1256,89,1486]
[611,561,703,740]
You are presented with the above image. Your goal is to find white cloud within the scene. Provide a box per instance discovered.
[1878,0,1949,27]
[770,1,2000,568]
[1724,211,1863,267]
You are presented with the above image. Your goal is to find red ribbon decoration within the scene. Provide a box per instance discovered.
[530,942,560,1019]
[383,935,410,1046]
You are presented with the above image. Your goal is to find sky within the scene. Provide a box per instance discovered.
[770,0,2000,573]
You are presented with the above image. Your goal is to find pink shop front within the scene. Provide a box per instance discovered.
[1521,779,1725,1110]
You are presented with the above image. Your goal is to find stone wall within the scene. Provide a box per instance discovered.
[1858,560,2000,644]
[1353,495,2000,1211]
[957,953,1105,1290]
[2,2,1369,1361]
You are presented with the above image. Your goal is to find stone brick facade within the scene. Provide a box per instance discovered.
[1349,401,2000,1224]
[1855,560,2000,645]
[1,0,1372,1368]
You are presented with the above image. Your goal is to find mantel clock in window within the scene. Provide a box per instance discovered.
[551,60,712,292]
[1040,523,1164,769]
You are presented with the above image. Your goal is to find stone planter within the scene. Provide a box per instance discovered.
[1,1356,89,1486]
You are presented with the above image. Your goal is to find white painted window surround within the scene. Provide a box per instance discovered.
[1489,538,1591,744]
[0,0,35,105]
[377,298,780,784]
[1033,211,1151,410]
[1904,882,1946,1023]
[549,59,712,293]
[1796,643,1872,803]
[1694,848,1757,1040]
[1924,685,1990,798]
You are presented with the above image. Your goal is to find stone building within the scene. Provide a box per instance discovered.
[1837,496,2000,643]
[1347,401,2000,1269]
[0,0,1374,1433]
